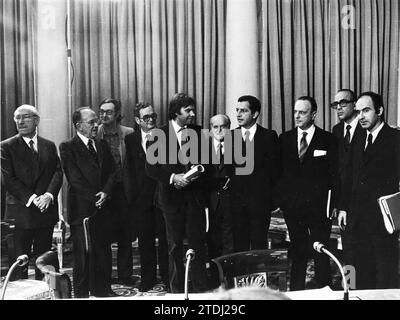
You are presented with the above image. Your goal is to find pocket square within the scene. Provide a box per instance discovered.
[313,149,327,157]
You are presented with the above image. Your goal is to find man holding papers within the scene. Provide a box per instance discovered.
[146,93,209,293]
[338,92,400,289]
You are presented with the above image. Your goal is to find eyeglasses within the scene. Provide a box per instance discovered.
[80,119,100,126]
[140,113,157,122]
[14,114,37,122]
[99,110,114,116]
[330,99,355,109]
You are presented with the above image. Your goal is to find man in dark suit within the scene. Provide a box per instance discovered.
[59,107,116,298]
[231,95,279,252]
[276,96,334,291]
[125,102,169,292]
[146,93,209,293]
[97,98,135,286]
[206,114,234,259]
[330,89,364,264]
[1,105,63,280]
[338,92,400,289]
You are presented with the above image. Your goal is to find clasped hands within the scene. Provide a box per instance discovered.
[33,193,52,213]
[95,191,108,209]
[173,173,199,190]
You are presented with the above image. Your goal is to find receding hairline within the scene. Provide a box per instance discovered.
[210,114,230,126]
[14,104,40,117]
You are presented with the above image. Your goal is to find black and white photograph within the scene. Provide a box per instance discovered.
[1,0,400,305]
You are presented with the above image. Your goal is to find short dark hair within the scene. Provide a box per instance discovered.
[98,98,122,122]
[237,95,261,114]
[357,91,384,121]
[337,89,356,101]
[168,93,196,120]
[72,106,92,128]
[297,96,317,112]
[134,102,153,118]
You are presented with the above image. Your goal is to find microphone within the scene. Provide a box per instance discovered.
[184,249,195,300]
[1,254,30,300]
[313,242,349,300]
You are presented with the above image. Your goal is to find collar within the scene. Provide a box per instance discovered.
[241,122,257,141]
[297,124,315,137]
[171,119,186,135]
[22,133,38,148]
[77,131,91,146]
[141,129,152,141]
[367,121,384,144]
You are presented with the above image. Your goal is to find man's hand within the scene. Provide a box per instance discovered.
[173,174,190,190]
[95,192,108,209]
[338,210,347,230]
[33,194,52,213]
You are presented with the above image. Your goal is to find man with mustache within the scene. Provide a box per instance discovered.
[1,104,63,280]
[59,107,116,297]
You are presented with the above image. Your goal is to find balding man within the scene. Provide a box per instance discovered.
[1,105,63,280]
[60,107,116,298]
[206,114,234,258]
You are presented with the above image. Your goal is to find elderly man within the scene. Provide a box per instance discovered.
[206,114,234,259]
[1,105,63,280]
[60,107,116,297]
[97,98,135,286]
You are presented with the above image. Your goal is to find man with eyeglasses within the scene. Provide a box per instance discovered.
[59,107,117,297]
[1,105,63,280]
[97,98,135,286]
[125,103,169,292]
[330,89,364,265]
[337,92,400,289]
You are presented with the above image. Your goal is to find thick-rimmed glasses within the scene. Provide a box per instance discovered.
[330,99,355,109]
[99,110,114,116]
[140,113,157,122]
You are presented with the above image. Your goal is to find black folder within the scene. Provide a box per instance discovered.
[378,192,400,234]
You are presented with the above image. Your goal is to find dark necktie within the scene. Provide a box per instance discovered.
[299,132,308,163]
[145,133,152,151]
[179,127,189,147]
[364,133,373,155]
[87,139,98,163]
[29,139,37,155]
[344,124,351,151]
[217,142,224,168]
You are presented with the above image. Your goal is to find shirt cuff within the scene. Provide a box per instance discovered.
[170,173,176,185]
[45,192,54,203]
[26,194,37,207]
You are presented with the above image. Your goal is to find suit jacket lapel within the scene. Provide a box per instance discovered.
[35,136,49,182]
[95,139,103,168]
[290,129,300,163]
[72,136,100,187]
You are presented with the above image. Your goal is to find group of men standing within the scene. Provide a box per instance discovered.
[1,89,399,297]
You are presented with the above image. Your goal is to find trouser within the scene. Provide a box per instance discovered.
[137,205,169,289]
[14,227,54,280]
[344,229,399,289]
[110,183,133,280]
[163,197,208,293]
[71,215,112,298]
[284,209,332,291]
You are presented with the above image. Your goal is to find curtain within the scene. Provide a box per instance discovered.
[70,0,226,129]
[259,0,399,134]
[0,0,37,140]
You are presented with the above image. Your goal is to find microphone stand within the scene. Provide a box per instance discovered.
[318,246,349,300]
[184,253,194,300]
[1,257,28,300]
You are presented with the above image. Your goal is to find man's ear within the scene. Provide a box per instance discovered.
[311,111,317,120]
[134,117,140,126]
[377,106,384,117]
[252,111,260,120]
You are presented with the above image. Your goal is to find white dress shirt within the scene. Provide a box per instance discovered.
[297,124,315,153]
[241,122,257,141]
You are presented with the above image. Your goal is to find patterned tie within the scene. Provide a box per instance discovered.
[299,132,308,163]
[87,139,98,163]
[29,139,37,155]
[145,133,152,151]
[344,124,351,151]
